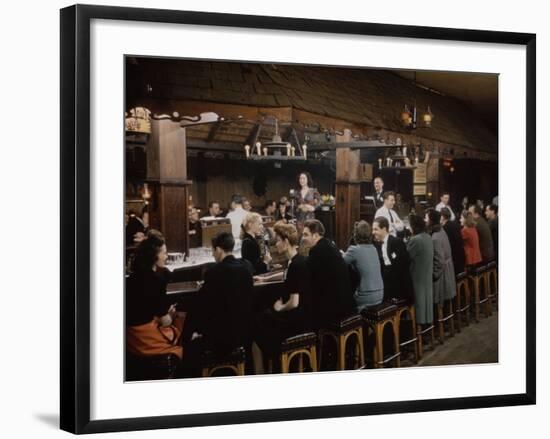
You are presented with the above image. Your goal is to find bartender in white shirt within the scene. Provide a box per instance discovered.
[374,191,404,237]
[226,194,248,239]
[435,192,456,221]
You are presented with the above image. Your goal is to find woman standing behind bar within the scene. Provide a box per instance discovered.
[343,221,384,311]
[241,212,271,275]
[295,171,320,231]
[126,230,185,362]
[252,222,312,373]
[460,210,482,269]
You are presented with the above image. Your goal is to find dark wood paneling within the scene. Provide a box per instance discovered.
[335,183,361,249]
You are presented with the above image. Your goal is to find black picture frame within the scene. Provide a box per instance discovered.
[60,4,536,434]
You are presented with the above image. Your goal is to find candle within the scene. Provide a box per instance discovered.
[263,147,268,156]
[286,143,291,156]
[256,142,261,155]
[291,146,296,157]
[303,144,308,159]
[244,144,250,158]
[402,146,407,157]
[378,158,383,168]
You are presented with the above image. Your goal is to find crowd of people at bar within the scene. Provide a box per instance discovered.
[125,174,499,379]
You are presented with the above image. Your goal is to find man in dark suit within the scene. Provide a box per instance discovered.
[302,219,355,329]
[485,204,498,262]
[440,207,466,276]
[373,177,385,208]
[182,232,254,375]
[469,205,495,262]
[372,216,414,303]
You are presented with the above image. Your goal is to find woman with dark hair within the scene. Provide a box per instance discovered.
[275,200,293,223]
[252,222,312,373]
[294,171,320,231]
[460,210,482,269]
[343,220,384,310]
[126,230,185,363]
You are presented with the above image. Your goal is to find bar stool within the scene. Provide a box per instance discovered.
[201,346,246,377]
[469,264,490,322]
[268,332,318,373]
[361,303,400,368]
[454,272,471,331]
[485,261,498,311]
[435,297,455,343]
[389,298,419,364]
[318,315,365,370]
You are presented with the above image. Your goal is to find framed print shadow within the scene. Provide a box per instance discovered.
[60,4,536,434]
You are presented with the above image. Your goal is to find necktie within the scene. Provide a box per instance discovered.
[388,208,394,223]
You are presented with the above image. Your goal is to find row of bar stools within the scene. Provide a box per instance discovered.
[486,261,498,311]
[201,346,246,377]
[318,315,364,370]
[435,298,455,343]
[362,303,400,368]
[390,298,419,364]
[469,264,491,322]
[454,272,471,332]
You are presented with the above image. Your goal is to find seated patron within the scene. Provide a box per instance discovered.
[343,220,384,311]
[203,200,223,218]
[126,208,148,245]
[460,210,482,269]
[241,212,271,275]
[485,204,498,262]
[406,215,434,325]
[302,219,355,329]
[188,207,202,248]
[372,217,414,304]
[440,207,466,276]
[425,209,456,305]
[126,230,185,361]
[252,222,312,373]
[183,233,255,374]
[469,205,495,262]
[276,200,293,223]
[263,200,277,218]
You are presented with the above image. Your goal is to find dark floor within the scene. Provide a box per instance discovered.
[411,311,499,367]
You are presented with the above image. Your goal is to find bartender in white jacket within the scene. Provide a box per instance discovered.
[374,191,404,237]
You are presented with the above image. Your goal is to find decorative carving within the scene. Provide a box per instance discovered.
[125,107,152,134]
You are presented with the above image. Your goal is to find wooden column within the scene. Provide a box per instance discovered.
[335,129,361,249]
[426,157,440,205]
[147,118,191,253]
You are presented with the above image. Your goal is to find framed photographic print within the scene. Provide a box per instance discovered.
[60,4,536,434]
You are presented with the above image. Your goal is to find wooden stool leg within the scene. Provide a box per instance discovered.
[393,318,401,368]
[317,333,324,370]
[375,324,384,368]
[455,294,462,332]
[449,300,455,337]
[473,277,480,322]
[417,324,423,359]
[338,334,346,370]
[281,352,289,374]
[437,303,444,343]
[310,346,318,372]
[358,327,365,368]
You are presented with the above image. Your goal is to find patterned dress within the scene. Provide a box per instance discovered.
[295,187,320,231]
